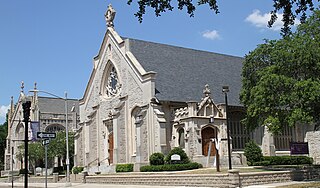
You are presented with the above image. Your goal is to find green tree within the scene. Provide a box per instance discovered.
[127,0,319,35]
[47,131,74,166]
[16,142,45,173]
[240,10,320,133]
[0,113,8,170]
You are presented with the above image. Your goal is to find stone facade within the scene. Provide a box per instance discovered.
[74,5,320,174]
[305,131,320,164]
[4,84,79,173]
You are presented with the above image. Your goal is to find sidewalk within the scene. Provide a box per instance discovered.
[0,181,314,188]
[0,182,212,188]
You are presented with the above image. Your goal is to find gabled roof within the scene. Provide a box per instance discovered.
[126,38,244,106]
[38,97,79,114]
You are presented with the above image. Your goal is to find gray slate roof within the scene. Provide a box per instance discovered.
[38,97,79,114]
[127,38,244,106]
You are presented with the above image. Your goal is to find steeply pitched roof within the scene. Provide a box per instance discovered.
[38,97,79,114]
[126,38,244,106]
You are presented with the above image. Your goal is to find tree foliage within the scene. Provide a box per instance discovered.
[0,113,8,170]
[16,131,75,170]
[16,142,45,171]
[240,10,320,133]
[127,0,319,35]
[47,131,74,160]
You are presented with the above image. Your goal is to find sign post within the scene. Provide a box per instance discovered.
[38,132,55,188]
[42,138,51,188]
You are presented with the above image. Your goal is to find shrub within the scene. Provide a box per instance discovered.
[149,152,165,166]
[165,147,190,164]
[244,140,263,165]
[53,166,65,174]
[116,163,134,172]
[72,166,84,174]
[140,162,202,172]
[262,156,313,165]
[19,168,32,175]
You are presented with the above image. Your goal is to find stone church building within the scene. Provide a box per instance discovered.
[74,5,317,174]
[3,83,79,174]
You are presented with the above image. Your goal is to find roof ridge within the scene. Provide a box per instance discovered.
[123,37,244,59]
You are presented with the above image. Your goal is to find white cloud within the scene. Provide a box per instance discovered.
[202,30,221,40]
[245,10,285,31]
[0,105,10,122]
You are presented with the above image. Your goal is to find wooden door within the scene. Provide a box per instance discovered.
[202,127,216,156]
[108,133,114,164]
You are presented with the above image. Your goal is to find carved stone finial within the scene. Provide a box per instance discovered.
[21,81,24,92]
[203,84,211,97]
[105,4,116,28]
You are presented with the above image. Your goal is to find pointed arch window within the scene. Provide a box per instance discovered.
[178,128,185,148]
[104,64,120,97]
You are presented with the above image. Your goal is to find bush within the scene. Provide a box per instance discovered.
[140,162,202,172]
[165,147,190,164]
[116,163,134,172]
[53,166,65,174]
[244,140,263,165]
[150,152,165,166]
[72,166,84,174]
[19,168,32,175]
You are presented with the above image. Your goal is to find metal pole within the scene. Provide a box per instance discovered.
[45,143,48,188]
[23,101,31,188]
[225,92,232,170]
[65,92,71,186]
[11,147,13,188]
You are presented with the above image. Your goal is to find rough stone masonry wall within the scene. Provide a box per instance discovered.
[306,131,320,164]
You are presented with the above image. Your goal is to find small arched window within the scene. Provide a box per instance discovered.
[178,128,185,148]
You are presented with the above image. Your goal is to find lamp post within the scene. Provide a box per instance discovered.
[21,94,31,188]
[222,86,232,170]
[29,90,71,186]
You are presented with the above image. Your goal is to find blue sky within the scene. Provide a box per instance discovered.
[0,0,290,124]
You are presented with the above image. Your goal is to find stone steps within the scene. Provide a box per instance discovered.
[85,174,229,187]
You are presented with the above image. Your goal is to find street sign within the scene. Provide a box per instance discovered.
[37,132,56,139]
[42,139,50,146]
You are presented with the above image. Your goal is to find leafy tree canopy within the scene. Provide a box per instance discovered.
[240,10,320,133]
[127,0,319,35]
[0,113,8,170]
[47,131,74,160]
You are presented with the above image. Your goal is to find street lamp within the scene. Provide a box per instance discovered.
[29,90,71,187]
[21,92,31,188]
[222,86,232,170]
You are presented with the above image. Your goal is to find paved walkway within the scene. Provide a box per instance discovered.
[0,181,315,188]
[0,182,212,188]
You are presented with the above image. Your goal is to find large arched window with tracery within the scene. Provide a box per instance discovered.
[45,124,65,133]
[104,63,120,97]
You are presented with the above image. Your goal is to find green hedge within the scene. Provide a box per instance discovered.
[116,163,134,172]
[251,156,313,166]
[72,166,84,174]
[140,162,202,172]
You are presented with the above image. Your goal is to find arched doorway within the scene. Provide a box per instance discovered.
[202,126,216,156]
[108,132,114,164]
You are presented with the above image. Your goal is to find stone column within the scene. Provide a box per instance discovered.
[52,173,59,183]
[228,169,240,188]
[82,171,88,183]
